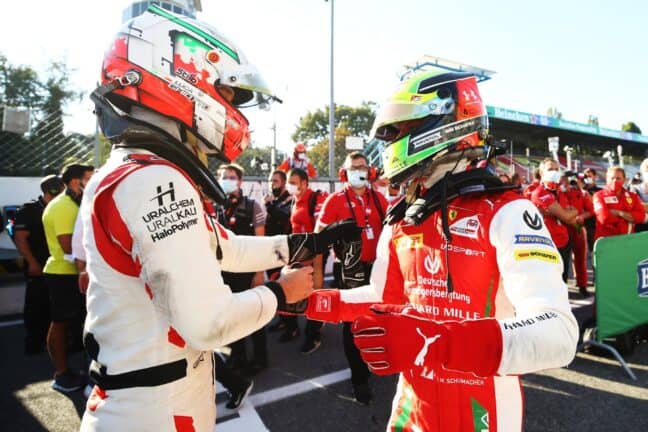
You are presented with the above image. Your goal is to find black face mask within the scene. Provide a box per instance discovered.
[272,187,283,197]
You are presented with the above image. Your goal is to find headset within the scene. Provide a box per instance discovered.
[339,166,379,183]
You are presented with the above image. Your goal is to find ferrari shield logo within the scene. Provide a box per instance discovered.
[638,258,648,298]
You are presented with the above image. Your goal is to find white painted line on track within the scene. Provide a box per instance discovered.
[0,319,23,328]
[249,368,351,407]
[213,368,351,431]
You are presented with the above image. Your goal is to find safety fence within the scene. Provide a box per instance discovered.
[0,109,97,177]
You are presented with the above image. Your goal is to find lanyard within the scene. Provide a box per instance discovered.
[344,188,370,229]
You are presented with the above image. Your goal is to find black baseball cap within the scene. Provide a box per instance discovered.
[40,175,64,195]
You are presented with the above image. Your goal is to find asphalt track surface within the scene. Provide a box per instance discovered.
[1,290,647,432]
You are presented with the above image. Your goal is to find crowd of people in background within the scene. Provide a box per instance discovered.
[9,146,648,410]
[498,158,648,298]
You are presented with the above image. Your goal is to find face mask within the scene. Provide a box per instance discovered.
[219,179,238,195]
[297,153,307,161]
[286,183,298,195]
[542,170,562,187]
[610,179,624,193]
[347,170,369,188]
[559,185,568,192]
[584,177,594,185]
[271,187,283,197]
[643,172,648,184]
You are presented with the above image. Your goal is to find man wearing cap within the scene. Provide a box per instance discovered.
[42,164,94,392]
[13,175,64,354]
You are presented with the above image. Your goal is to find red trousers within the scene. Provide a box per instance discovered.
[568,226,588,288]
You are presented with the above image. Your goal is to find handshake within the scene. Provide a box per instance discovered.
[274,219,361,310]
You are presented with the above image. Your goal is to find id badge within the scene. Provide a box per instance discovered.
[365,226,374,240]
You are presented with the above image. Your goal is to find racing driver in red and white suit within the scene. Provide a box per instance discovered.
[305,71,579,431]
[79,7,357,431]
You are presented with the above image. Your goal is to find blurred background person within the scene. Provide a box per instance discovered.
[13,175,64,354]
[592,166,647,240]
[582,168,604,251]
[42,164,93,392]
[314,152,387,404]
[217,163,269,375]
[278,142,317,178]
[628,158,648,232]
[523,168,542,199]
[498,172,511,184]
[285,168,327,349]
[531,158,577,282]
[263,169,294,334]
[566,174,594,297]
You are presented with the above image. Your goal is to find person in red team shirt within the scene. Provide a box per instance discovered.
[278,143,318,178]
[565,174,594,297]
[523,168,541,200]
[285,168,328,351]
[531,158,577,282]
[593,166,647,240]
[314,151,388,404]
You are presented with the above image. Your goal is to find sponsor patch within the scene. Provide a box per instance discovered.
[603,196,618,204]
[144,184,198,242]
[638,258,648,298]
[423,253,441,275]
[394,234,424,250]
[514,234,554,247]
[523,210,543,230]
[316,295,332,313]
[449,215,480,239]
[514,249,560,263]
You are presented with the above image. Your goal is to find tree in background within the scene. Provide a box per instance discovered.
[291,102,376,176]
[0,52,87,176]
[621,121,642,135]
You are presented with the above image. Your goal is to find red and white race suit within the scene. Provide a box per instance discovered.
[308,191,578,431]
[79,148,290,431]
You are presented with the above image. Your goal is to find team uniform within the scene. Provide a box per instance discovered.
[13,197,52,352]
[592,186,646,240]
[79,149,291,431]
[308,191,578,431]
[277,157,317,178]
[565,187,593,289]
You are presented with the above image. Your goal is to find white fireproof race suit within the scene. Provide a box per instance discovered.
[79,148,290,431]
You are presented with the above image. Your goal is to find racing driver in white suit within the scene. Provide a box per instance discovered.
[79,6,357,431]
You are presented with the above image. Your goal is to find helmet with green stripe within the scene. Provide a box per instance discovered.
[371,71,488,186]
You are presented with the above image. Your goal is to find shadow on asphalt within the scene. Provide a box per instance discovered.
[0,323,87,431]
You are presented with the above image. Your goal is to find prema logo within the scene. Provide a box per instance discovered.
[424,254,440,275]
[637,258,648,297]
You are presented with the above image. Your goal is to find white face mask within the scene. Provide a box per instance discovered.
[347,169,369,188]
[286,183,298,195]
[297,153,307,161]
[643,172,648,184]
[542,170,562,185]
[219,179,238,195]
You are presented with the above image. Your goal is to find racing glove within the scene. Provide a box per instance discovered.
[287,219,361,263]
[352,304,502,377]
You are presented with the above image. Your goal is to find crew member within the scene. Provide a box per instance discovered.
[592,166,647,240]
[314,151,387,404]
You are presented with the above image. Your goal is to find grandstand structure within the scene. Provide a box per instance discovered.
[365,55,648,181]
